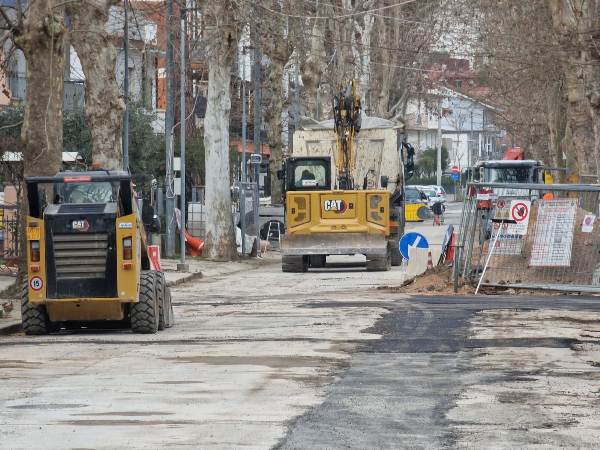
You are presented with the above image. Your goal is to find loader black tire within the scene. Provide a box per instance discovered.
[388,236,403,266]
[156,272,166,331]
[156,272,174,330]
[131,271,159,334]
[164,286,175,328]
[21,284,51,335]
[309,255,326,268]
[366,250,392,272]
[391,247,402,266]
[390,238,402,266]
[282,255,308,272]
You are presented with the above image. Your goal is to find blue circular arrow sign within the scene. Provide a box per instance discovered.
[399,232,429,261]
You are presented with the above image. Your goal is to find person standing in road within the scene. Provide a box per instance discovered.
[432,199,444,226]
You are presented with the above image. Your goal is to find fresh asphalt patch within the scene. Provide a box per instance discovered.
[276,295,600,449]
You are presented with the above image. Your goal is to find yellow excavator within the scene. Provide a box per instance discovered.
[280,81,415,271]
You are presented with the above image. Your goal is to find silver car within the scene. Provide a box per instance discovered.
[429,185,447,203]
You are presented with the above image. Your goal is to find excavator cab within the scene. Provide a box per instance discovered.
[283,157,332,192]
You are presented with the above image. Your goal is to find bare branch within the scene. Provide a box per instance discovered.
[15,0,22,27]
[0,120,24,132]
[0,7,16,32]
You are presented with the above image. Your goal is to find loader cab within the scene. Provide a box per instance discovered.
[282,156,332,192]
[27,171,135,219]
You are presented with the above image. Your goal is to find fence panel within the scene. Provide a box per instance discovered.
[0,207,19,262]
[455,182,600,293]
[234,181,259,254]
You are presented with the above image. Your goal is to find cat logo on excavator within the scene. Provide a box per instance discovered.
[323,199,348,213]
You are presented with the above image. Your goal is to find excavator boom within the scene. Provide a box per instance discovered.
[332,80,362,190]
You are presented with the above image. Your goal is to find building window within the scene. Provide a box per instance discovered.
[455,79,462,89]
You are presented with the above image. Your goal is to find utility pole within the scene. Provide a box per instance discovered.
[122,0,129,170]
[294,55,300,138]
[241,48,247,255]
[437,96,442,186]
[178,7,188,272]
[252,39,261,174]
[469,108,473,168]
[252,31,262,254]
[165,0,175,257]
[316,84,321,121]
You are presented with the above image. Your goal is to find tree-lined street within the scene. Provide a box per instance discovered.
[2,1,600,448]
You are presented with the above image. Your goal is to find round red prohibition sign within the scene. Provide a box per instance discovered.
[511,202,529,222]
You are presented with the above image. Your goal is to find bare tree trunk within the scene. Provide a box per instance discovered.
[564,76,596,176]
[16,2,65,179]
[265,60,285,204]
[12,1,66,283]
[546,80,568,176]
[548,0,600,178]
[301,13,326,119]
[577,0,600,181]
[339,0,378,109]
[67,0,124,170]
[202,1,238,260]
[262,1,293,205]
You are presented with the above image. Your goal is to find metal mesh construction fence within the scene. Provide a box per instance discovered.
[0,213,19,261]
[454,182,600,293]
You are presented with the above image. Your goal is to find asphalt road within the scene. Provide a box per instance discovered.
[2,202,600,449]
[277,295,600,449]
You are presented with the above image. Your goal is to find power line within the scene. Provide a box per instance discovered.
[252,0,418,20]
[298,0,435,25]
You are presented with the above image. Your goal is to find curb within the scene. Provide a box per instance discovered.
[0,320,21,335]
[165,271,203,287]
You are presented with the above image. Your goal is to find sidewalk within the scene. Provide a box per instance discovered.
[0,275,18,334]
[0,274,16,294]
[161,255,275,284]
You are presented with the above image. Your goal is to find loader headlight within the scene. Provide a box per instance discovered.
[30,241,40,262]
[123,237,132,260]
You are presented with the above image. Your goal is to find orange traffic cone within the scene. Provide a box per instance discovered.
[446,233,456,264]
[427,250,434,270]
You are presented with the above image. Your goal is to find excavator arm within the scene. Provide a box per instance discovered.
[332,80,362,190]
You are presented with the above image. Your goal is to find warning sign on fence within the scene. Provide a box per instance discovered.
[582,214,595,233]
[509,200,531,235]
[493,199,530,235]
[530,199,577,267]
[492,199,531,255]
[493,222,524,255]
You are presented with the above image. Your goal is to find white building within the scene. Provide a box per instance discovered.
[405,87,503,170]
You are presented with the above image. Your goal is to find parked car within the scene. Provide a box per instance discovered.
[419,186,439,208]
[405,186,430,222]
[430,185,447,203]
